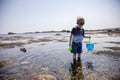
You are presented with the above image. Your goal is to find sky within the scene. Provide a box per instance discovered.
[0,0,120,34]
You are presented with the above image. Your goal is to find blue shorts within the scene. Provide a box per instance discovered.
[71,42,82,54]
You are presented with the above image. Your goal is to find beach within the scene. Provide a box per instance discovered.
[0,31,120,80]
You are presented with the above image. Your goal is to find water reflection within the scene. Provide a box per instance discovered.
[69,58,84,80]
[85,61,94,70]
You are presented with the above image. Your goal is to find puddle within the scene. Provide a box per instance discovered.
[0,32,120,80]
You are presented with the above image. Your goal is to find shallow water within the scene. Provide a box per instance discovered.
[0,32,120,80]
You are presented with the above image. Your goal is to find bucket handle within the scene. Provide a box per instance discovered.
[89,37,91,43]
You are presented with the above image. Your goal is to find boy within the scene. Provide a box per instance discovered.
[69,16,90,64]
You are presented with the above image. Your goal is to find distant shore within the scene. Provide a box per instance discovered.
[5,27,120,35]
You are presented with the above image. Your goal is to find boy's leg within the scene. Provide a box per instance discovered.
[71,42,77,64]
[73,53,76,64]
[77,42,82,62]
[77,53,81,62]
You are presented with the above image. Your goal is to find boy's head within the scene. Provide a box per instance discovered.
[76,16,85,26]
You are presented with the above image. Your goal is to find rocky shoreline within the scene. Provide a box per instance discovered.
[6,27,120,35]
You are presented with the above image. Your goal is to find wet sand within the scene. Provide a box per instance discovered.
[0,32,120,80]
[0,35,67,48]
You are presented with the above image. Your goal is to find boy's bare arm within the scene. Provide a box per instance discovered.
[69,34,72,46]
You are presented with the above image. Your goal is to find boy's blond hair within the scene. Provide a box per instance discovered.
[77,16,85,25]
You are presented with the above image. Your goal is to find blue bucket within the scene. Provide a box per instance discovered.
[86,43,94,51]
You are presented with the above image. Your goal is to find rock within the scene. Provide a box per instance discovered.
[0,60,11,68]
[20,48,27,52]
[41,43,45,45]
[21,61,30,64]
[35,31,40,33]
[107,29,112,33]
[37,74,56,80]
[28,74,57,80]
[8,32,16,35]
[0,60,7,68]
[55,33,61,36]
[57,39,68,42]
